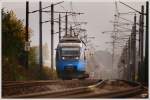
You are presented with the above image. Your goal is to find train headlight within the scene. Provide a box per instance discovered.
[75,57,79,60]
[62,57,65,60]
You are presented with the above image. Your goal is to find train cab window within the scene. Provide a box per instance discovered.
[61,47,80,60]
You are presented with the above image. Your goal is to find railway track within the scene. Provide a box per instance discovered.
[3,79,98,89]
[2,79,98,97]
[3,79,148,98]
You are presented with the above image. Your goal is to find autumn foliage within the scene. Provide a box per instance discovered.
[2,10,57,81]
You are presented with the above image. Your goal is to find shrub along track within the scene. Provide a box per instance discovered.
[3,79,148,98]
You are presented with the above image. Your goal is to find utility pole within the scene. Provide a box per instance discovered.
[111,2,119,79]
[125,45,128,80]
[112,38,115,79]
[126,40,130,80]
[59,13,61,41]
[134,15,136,81]
[70,26,72,36]
[131,27,134,81]
[51,4,54,72]
[39,1,43,71]
[65,13,68,36]
[131,15,136,81]
[138,14,142,82]
[127,37,131,80]
[111,14,118,79]
[138,5,144,82]
[145,1,149,84]
[141,6,144,82]
[25,1,29,69]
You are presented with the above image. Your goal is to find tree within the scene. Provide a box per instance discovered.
[2,10,26,60]
[2,9,57,80]
[2,10,31,80]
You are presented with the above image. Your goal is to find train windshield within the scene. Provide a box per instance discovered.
[61,47,80,60]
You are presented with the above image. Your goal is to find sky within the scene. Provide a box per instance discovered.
[2,1,145,66]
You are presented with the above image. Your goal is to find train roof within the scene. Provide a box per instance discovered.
[58,42,83,47]
[58,37,82,47]
[60,36,81,43]
[58,35,86,47]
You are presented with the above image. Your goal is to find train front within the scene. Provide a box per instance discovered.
[56,40,87,79]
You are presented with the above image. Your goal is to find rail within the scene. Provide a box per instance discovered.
[3,80,146,98]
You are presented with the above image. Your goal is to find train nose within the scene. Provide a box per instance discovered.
[64,65,77,72]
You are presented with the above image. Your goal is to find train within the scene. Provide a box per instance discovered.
[56,35,89,79]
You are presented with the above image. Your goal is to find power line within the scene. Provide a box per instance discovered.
[119,1,146,15]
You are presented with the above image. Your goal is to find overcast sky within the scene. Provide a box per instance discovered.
[2,1,145,58]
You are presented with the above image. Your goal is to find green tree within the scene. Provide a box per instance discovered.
[2,10,30,80]
[2,10,26,62]
[2,9,57,81]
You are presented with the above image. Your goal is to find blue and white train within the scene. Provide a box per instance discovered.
[56,36,89,79]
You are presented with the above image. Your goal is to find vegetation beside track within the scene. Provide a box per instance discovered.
[2,9,57,81]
